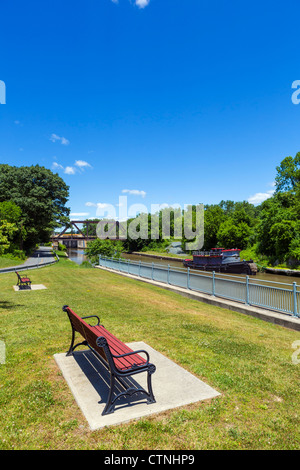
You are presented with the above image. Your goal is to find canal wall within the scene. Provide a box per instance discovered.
[263,267,300,277]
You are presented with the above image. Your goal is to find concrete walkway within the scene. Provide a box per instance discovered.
[95,265,300,331]
[0,247,57,274]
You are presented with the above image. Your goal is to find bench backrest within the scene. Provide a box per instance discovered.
[65,306,146,370]
[16,271,29,280]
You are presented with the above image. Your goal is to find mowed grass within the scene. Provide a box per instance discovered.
[0,257,24,268]
[0,255,299,450]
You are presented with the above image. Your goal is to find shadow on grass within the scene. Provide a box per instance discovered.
[0,300,25,310]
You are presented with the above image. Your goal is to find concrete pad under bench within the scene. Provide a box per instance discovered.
[13,284,47,292]
[13,284,47,291]
[54,341,220,430]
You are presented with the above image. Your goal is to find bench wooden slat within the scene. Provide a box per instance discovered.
[82,321,146,371]
[66,307,146,370]
[93,325,146,370]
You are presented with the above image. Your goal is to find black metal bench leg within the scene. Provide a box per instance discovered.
[66,328,88,356]
[66,328,76,356]
[147,365,156,404]
[103,373,116,415]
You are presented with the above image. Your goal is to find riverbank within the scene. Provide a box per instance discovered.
[263,266,300,277]
[130,251,186,262]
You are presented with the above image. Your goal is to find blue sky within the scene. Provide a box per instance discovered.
[1,0,300,221]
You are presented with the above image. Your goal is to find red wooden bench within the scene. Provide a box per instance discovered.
[15,271,31,289]
[62,305,156,415]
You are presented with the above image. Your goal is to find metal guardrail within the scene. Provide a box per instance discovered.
[98,256,300,318]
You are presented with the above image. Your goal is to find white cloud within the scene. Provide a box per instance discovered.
[52,162,64,171]
[64,166,76,175]
[122,189,146,198]
[50,133,70,145]
[75,160,92,169]
[85,202,110,209]
[51,159,92,175]
[61,137,70,145]
[247,189,275,205]
[70,212,90,217]
[111,0,150,8]
[135,0,150,8]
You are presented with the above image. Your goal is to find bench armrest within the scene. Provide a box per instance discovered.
[112,349,150,366]
[82,315,100,326]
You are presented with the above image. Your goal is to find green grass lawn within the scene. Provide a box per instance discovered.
[0,256,26,269]
[0,255,299,450]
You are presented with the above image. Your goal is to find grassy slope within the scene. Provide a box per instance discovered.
[0,255,299,450]
[0,257,25,268]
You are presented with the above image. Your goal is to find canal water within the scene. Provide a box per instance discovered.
[67,249,87,265]
[68,249,300,288]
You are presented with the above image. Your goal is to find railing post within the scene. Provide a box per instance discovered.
[167,264,170,284]
[212,271,215,296]
[139,260,141,277]
[99,254,101,266]
[245,276,250,305]
[152,262,154,280]
[187,267,190,289]
[127,260,130,274]
[293,282,298,317]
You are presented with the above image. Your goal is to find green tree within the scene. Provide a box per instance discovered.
[0,164,70,250]
[275,153,300,192]
[202,204,225,249]
[0,200,22,223]
[256,192,297,262]
[219,200,235,215]
[0,200,26,251]
[269,220,297,260]
[84,239,124,263]
[217,219,251,249]
[0,220,18,255]
[82,219,100,237]
[217,219,237,248]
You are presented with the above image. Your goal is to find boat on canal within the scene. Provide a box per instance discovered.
[183,248,257,275]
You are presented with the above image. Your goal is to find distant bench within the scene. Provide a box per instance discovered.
[62,305,156,415]
[15,271,31,290]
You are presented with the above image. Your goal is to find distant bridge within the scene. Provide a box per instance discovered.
[51,220,124,248]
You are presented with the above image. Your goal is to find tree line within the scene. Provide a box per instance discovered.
[85,153,300,268]
[1,154,299,268]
